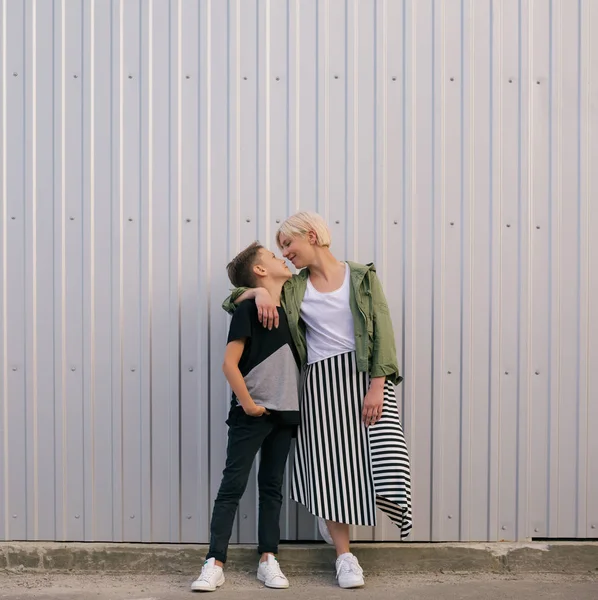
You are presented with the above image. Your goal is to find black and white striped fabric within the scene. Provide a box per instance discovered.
[291,351,412,539]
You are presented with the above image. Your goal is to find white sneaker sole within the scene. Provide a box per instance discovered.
[317,517,334,545]
[338,578,365,589]
[191,573,225,592]
[257,573,290,589]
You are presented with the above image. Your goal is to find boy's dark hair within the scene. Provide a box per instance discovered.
[226,242,264,288]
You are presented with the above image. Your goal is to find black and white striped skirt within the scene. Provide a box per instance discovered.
[290,351,412,539]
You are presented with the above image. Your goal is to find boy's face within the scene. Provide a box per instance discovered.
[254,248,292,282]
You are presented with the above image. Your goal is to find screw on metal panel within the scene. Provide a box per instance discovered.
[276,76,280,81]
[535,371,540,375]
[534,528,539,532]
[334,75,339,79]
[242,514,247,519]
[502,526,507,530]
[243,76,248,81]
[11,216,15,220]
[73,74,79,79]
[447,371,452,375]
[509,79,513,83]
[276,219,280,223]
[131,367,136,372]
[536,226,541,229]
[506,224,511,228]
[69,216,75,221]
[128,74,133,79]
[448,515,452,519]
[450,221,455,226]
[592,525,596,529]
[11,367,17,371]
[536,81,541,85]
[128,218,133,222]
[71,366,76,371]
[394,220,398,225]
[12,514,17,518]
[130,515,135,519]
[13,72,17,77]
[450,77,454,82]
[505,371,509,375]
[75,515,80,519]
[186,75,190,79]
[246,218,251,223]
[186,515,192,519]
[186,218,191,223]
[188,367,194,372]
[392,76,397,81]
[335,220,340,224]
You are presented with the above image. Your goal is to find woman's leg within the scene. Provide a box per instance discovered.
[326,520,350,557]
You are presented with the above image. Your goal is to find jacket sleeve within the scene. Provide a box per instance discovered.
[221,287,251,315]
[369,271,403,385]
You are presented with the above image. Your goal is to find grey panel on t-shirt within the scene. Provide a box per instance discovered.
[239,344,300,412]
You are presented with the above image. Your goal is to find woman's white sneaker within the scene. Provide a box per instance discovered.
[257,554,290,589]
[335,553,365,589]
[317,517,334,545]
[191,558,225,592]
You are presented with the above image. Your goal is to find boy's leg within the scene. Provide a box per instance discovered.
[208,409,273,563]
[257,424,294,557]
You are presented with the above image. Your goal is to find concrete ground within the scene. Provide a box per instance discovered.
[0,572,596,600]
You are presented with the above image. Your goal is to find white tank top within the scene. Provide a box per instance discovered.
[301,263,356,365]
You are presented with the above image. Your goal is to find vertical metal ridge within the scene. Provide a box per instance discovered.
[581,0,592,535]
[147,0,154,541]
[575,0,583,537]
[546,0,554,537]
[175,0,183,543]
[553,0,562,533]
[486,0,494,541]
[31,0,39,539]
[60,0,67,540]
[1,0,8,540]
[351,0,357,254]
[265,0,271,242]
[118,0,124,538]
[89,0,96,540]
[234,0,240,246]
[204,0,212,515]
[465,0,476,540]
[293,0,300,213]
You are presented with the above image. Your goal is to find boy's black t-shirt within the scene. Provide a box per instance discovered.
[227,300,300,424]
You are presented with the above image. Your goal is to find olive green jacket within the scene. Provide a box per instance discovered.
[222,261,402,385]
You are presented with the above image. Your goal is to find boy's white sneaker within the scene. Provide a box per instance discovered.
[191,558,225,592]
[257,554,290,589]
[335,552,365,589]
[317,517,334,545]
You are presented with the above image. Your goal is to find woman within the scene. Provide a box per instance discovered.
[224,212,412,589]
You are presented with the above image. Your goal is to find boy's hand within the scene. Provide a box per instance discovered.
[255,289,279,330]
[244,404,270,418]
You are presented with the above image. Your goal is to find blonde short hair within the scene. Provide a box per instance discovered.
[276,211,331,249]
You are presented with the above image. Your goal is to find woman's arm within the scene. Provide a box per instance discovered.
[222,287,279,329]
[370,271,401,384]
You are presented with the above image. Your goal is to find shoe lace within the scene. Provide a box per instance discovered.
[199,562,218,582]
[337,556,363,577]
[262,558,284,578]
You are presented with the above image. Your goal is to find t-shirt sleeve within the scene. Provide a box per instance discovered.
[226,300,255,344]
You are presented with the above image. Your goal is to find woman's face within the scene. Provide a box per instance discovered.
[278,233,315,269]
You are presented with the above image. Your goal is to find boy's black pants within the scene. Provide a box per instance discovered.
[207,406,294,563]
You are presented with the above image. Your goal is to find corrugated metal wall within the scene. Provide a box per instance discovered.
[0,0,596,543]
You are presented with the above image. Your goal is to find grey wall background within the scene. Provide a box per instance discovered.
[0,0,596,543]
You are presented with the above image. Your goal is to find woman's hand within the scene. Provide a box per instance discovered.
[255,289,279,330]
[362,378,385,427]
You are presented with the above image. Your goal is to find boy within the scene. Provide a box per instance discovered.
[191,242,300,592]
